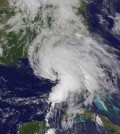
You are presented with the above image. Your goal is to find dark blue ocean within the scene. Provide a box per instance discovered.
[1,0,120,134]
[87,0,120,51]
[0,59,56,134]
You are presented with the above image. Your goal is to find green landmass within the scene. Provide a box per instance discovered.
[47,16,52,27]
[81,111,96,121]
[0,27,37,66]
[0,0,37,66]
[80,111,120,134]
[100,116,120,134]
[79,0,90,28]
[0,0,15,24]
[79,0,88,17]
[19,121,46,134]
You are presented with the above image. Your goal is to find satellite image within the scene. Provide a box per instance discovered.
[0,0,120,134]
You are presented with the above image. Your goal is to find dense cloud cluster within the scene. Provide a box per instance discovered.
[27,0,120,133]
[28,0,120,104]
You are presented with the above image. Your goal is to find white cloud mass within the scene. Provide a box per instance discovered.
[28,0,120,134]
[45,128,56,134]
[28,0,120,105]
[112,13,120,36]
